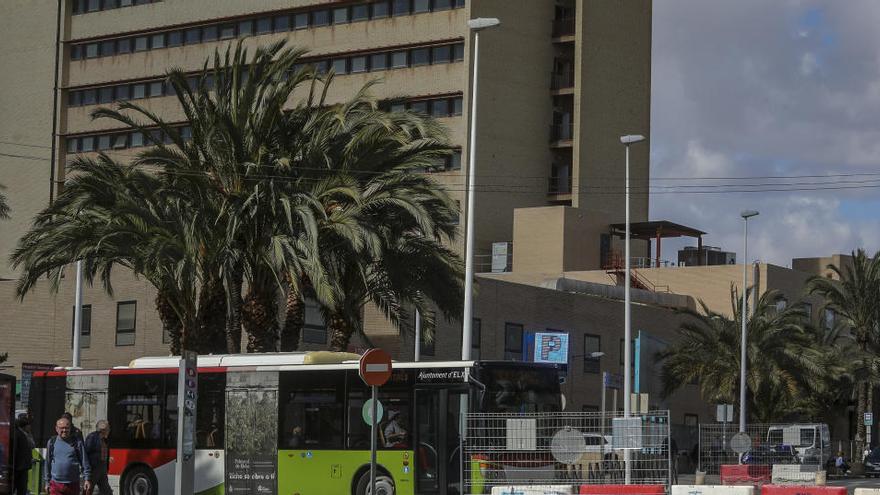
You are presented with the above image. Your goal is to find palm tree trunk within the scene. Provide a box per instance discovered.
[281,281,304,352]
[225,268,243,354]
[242,284,280,352]
[196,275,228,354]
[328,312,352,352]
[156,290,182,355]
[857,381,867,458]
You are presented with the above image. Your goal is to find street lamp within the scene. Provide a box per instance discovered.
[620,133,645,484]
[739,209,758,432]
[461,17,500,361]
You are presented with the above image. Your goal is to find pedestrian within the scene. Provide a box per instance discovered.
[60,413,83,443]
[84,420,112,495]
[43,416,91,495]
[13,414,35,495]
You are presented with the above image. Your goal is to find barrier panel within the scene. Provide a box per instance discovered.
[491,486,573,495]
[770,465,820,485]
[854,489,880,495]
[672,485,755,495]
[578,484,666,495]
[760,486,846,495]
[720,465,771,485]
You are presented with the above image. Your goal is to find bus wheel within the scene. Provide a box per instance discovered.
[122,465,158,495]
[355,472,395,495]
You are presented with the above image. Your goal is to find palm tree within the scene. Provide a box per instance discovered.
[11,154,226,353]
[275,90,464,351]
[0,183,10,219]
[807,249,880,456]
[659,287,820,422]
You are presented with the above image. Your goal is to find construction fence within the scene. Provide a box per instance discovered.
[463,411,672,494]
[698,423,831,485]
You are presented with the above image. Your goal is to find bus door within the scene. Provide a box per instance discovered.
[0,373,13,495]
[224,370,279,495]
[414,387,466,495]
[65,373,108,438]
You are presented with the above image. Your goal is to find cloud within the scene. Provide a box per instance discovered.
[650,0,880,266]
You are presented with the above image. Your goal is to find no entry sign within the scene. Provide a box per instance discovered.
[359,348,392,387]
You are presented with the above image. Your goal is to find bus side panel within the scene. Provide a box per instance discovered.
[277,449,414,495]
[65,374,108,438]
[194,449,225,494]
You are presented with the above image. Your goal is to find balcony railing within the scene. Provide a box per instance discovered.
[548,175,572,194]
[552,17,575,38]
[551,70,575,90]
[550,123,574,142]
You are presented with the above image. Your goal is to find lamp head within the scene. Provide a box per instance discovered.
[740,210,759,219]
[468,18,501,31]
[620,134,646,145]
[590,352,606,358]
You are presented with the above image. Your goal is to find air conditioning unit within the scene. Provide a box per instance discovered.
[492,242,513,273]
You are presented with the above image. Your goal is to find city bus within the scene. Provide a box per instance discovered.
[28,352,561,495]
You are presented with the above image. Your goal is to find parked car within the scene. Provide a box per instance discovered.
[864,448,880,477]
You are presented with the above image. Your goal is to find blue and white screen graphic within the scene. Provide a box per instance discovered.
[533,332,569,364]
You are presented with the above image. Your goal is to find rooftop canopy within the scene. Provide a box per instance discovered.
[609,220,706,241]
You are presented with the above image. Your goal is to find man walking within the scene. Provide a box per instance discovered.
[84,420,112,495]
[13,414,34,495]
[43,416,91,495]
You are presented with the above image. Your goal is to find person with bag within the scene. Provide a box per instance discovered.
[43,416,91,495]
[84,420,112,495]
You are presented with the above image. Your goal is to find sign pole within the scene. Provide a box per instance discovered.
[175,351,197,495]
[371,385,378,495]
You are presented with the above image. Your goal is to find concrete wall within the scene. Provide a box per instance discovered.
[388,275,712,418]
[512,206,615,274]
[0,0,59,279]
[792,254,853,281]
[573,0,651,221]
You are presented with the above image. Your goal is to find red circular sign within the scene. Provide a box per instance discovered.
[359,348,392,387]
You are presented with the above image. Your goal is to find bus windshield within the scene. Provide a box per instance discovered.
[475,363,561,413]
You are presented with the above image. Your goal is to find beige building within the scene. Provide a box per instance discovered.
[0,0,652,375]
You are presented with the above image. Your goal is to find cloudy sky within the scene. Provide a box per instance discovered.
[651,0,880,266]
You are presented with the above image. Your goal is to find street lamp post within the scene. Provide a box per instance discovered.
[620,134,645,484]
[461,17,500,361]
[739,210,759,432]
[72,259,83,368]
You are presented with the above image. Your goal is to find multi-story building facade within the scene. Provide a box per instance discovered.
[0,0,652,374]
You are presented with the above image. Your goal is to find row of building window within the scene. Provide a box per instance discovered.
[70,0,466,60]
[71,0,159,15]
[67,42,465,108]
[71,301,137,348]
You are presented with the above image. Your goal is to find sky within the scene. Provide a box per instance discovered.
[650,0,880,267]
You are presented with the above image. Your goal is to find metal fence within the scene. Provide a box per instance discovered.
[698,423,830,478]
[463,411,672,494]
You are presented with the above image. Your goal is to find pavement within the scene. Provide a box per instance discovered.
[675,474,880,495]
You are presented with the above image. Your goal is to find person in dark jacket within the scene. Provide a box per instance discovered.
[44,417,91,495]
[13,414,35,495]
[84,420,112,494]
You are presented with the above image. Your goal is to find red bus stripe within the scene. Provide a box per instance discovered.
[110,367,226,375]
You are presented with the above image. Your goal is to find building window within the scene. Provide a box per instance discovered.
[98,87,114,104]
[392,0,410,16]
[453,43,465,61]
[448,150,462,170]
[100,40,115,57]
[274,15,290,32]
[372,1,390,18]
[116,301,137,346]
[434,0,453,10]
[71,305,92,349]
[333,7,349,24]
[370,53,388,71]
[775,298,787,312]
[312,10,330,27]
[202,25,219,42]
[824,308,836,330]
[238,20,254,36]
[85,43,99,59]
[150,33,165,49]
[351,4,370,21]
[410,48,430,67]
[302,298,327,344]
[81,136,95,152]
[803,302,813,320]
[432,45,451,64]
[583,334,601,374]
[185,27,201,44]
[413,0,430,12]
[117,38,132,54]
[350,56,368,73]
[419,327,435,356]
[471,318,481,360]
[504,323,523,361]
[331,58,348,75]
[134,36,149,52]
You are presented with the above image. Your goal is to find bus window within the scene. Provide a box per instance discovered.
[30,375,65,447]
[476,364,561,413]
[347,389,410,450]
[164,375,178,448]
[109,375,167,449]
[197,374,225,449]
[800,428,815,447]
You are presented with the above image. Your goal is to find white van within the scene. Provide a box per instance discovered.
[766,424,831,464]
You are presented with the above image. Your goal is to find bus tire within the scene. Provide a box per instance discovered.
[121,465,158,495]
[355,471,395,495]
